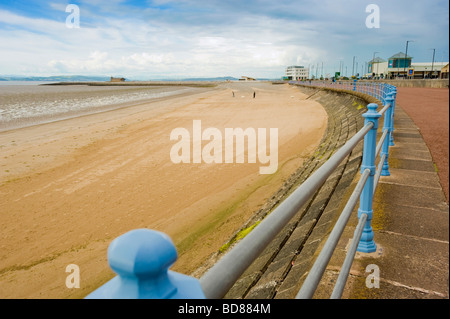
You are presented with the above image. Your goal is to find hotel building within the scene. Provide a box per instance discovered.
[285,66,309,81]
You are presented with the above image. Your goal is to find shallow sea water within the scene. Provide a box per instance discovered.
[0,82,196,131]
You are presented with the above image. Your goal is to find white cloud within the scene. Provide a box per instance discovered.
[0,9,63,33]
[0,0,448,78]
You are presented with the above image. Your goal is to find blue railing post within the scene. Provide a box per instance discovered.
[357,103,381,253]
[389,87,397,146]
[381,93,395,176]
[85,229,206,299]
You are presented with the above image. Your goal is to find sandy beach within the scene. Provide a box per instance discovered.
[0,82,327,298]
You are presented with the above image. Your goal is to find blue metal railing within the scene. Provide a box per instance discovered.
[294,81,396,298]
[298,80,395,105]
[85,80,397,299]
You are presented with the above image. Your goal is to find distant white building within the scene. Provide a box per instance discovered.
[408,62,449,79]
[368,57,389,79]
[285,66,309,80]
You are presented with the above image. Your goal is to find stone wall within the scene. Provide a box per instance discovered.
[378,79,449,88]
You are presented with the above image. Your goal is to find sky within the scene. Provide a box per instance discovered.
[0,0,449,80]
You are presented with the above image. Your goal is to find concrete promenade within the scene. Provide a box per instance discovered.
[314,87,449,299]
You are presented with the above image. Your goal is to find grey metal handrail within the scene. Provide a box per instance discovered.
[374,153,387,193]
[376,129,389,158]
[295,168,371,299]
[330,212,368,299]
[199,123,374,299]
[289,83,396,299]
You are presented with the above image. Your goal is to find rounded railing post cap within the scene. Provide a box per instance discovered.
[385,93,394,102]
[363,103,381,119]
[107,229,178,279]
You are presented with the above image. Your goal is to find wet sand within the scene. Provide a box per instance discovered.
[0,82,328,298]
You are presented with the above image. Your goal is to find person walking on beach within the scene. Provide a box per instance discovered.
[232,91,235,97]
[253,91,256,98]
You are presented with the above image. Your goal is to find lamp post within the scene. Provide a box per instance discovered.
[376,57,380,79]
[352,56,356,77]
[372,52,379,80]
[404,40,414,79]
[429,48,436,79]
[440,51,448,79]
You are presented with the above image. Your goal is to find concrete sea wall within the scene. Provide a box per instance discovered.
[375,79,449,88]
